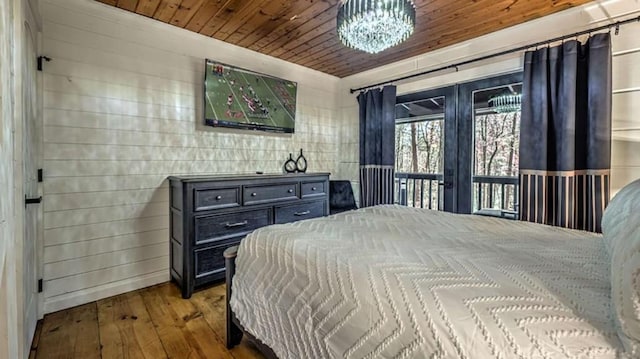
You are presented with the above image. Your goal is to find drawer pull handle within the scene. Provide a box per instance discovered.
[226,220,248,228]
[288,189,294,193]
[294,210,311,216]
[251,192,257,197]
[215,195,222,200]
[311,187,317,191]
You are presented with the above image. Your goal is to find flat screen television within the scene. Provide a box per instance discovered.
[204,59,297,133]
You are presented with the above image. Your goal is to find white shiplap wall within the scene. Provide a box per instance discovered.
[611,21,640,191]
[337,0,640,200]
[41,0,340,313]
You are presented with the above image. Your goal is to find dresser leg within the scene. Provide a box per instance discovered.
[182,284,193,299]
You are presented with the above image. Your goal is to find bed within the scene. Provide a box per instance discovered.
[224,180,640,358]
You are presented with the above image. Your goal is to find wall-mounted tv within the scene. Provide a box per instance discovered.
[204,59,297,133]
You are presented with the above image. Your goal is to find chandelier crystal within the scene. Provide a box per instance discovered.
[337,0,416,54]
[489,94,522,113]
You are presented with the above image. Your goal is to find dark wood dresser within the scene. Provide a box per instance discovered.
[168,173,330,298]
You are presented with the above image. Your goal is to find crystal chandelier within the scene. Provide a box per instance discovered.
[489,94,522,113]
[337,0,416,54]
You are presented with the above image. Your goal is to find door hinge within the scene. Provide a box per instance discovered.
[37,56,51,71]
[38,279,43,293]
[38,168,43,182]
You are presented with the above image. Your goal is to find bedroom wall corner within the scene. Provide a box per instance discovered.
[39,0,341,313]
[335,91,361,205]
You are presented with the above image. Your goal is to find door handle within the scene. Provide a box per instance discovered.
[438,182,453,189]
[25,196,42,208]
[225,220,248,228]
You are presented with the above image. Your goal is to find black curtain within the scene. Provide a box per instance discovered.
[358,85,396,207]
[519,33,612,232]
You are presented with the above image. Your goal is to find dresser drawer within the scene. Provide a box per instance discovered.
[243,183,298,205]
[194,208,271,245]
[194,187,240,211]
[275,200,326,224]
[194,240,239,279]
[301,181,326,198]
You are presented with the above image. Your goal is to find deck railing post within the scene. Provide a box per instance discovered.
[394,172,444,209]
[399,178,407,206]
[428,180,433,209]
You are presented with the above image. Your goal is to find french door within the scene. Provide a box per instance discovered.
[395,86,456,212]
[394,73,523,214]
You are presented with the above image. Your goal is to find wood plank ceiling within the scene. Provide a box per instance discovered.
[96,0,595,78]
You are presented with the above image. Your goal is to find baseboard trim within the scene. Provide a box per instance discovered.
[43,271,169,314]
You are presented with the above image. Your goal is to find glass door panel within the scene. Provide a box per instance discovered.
[472,84,522,216]
[395,86,456,212]
[456,73,523,215]
[395,96,445,209]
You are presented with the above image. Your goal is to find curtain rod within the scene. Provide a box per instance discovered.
[349,15,640,94]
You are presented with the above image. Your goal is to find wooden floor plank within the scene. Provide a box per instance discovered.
[139,283,235,359]
[29,319,43,359]
[34,282,264,359]
[36,303,100,359]
[189,284,226,338]
[97,291,168,359]
[162,285,235,359]
[138,284,195,358]
[189,284,264,359]
[230,338,267,359]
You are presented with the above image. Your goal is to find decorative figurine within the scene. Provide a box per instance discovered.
[283,149,308,173]
[295,149,307,173]
[284,153,297,173]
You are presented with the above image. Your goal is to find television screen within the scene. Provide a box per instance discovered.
[204,59,297,133]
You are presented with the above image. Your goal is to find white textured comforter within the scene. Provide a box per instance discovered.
[231,205,627,358]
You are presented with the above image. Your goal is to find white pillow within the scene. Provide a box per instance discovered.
[602,178,640,354]
[602,178,640,255]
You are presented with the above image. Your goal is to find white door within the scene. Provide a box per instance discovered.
[22,19,40,347]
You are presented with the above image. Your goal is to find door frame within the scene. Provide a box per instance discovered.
[396,85,457,212]
[19,1,43,356]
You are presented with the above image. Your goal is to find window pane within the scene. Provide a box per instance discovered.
[473,114,520,177]
[395,97,445,174]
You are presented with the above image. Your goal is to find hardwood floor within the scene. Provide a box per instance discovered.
[30,282,265,359]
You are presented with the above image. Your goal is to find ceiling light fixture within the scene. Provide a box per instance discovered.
[489,94,522,113]
[337,0,416,54]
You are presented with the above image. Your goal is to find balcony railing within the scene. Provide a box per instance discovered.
[394,172,443,210]
[472,175,519,219]
[394,172,519,217]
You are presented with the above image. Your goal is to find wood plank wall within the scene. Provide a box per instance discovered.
[337,2,640,202]
[40,0,340,313]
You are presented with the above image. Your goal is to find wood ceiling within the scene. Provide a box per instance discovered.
[96,0,595,78]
